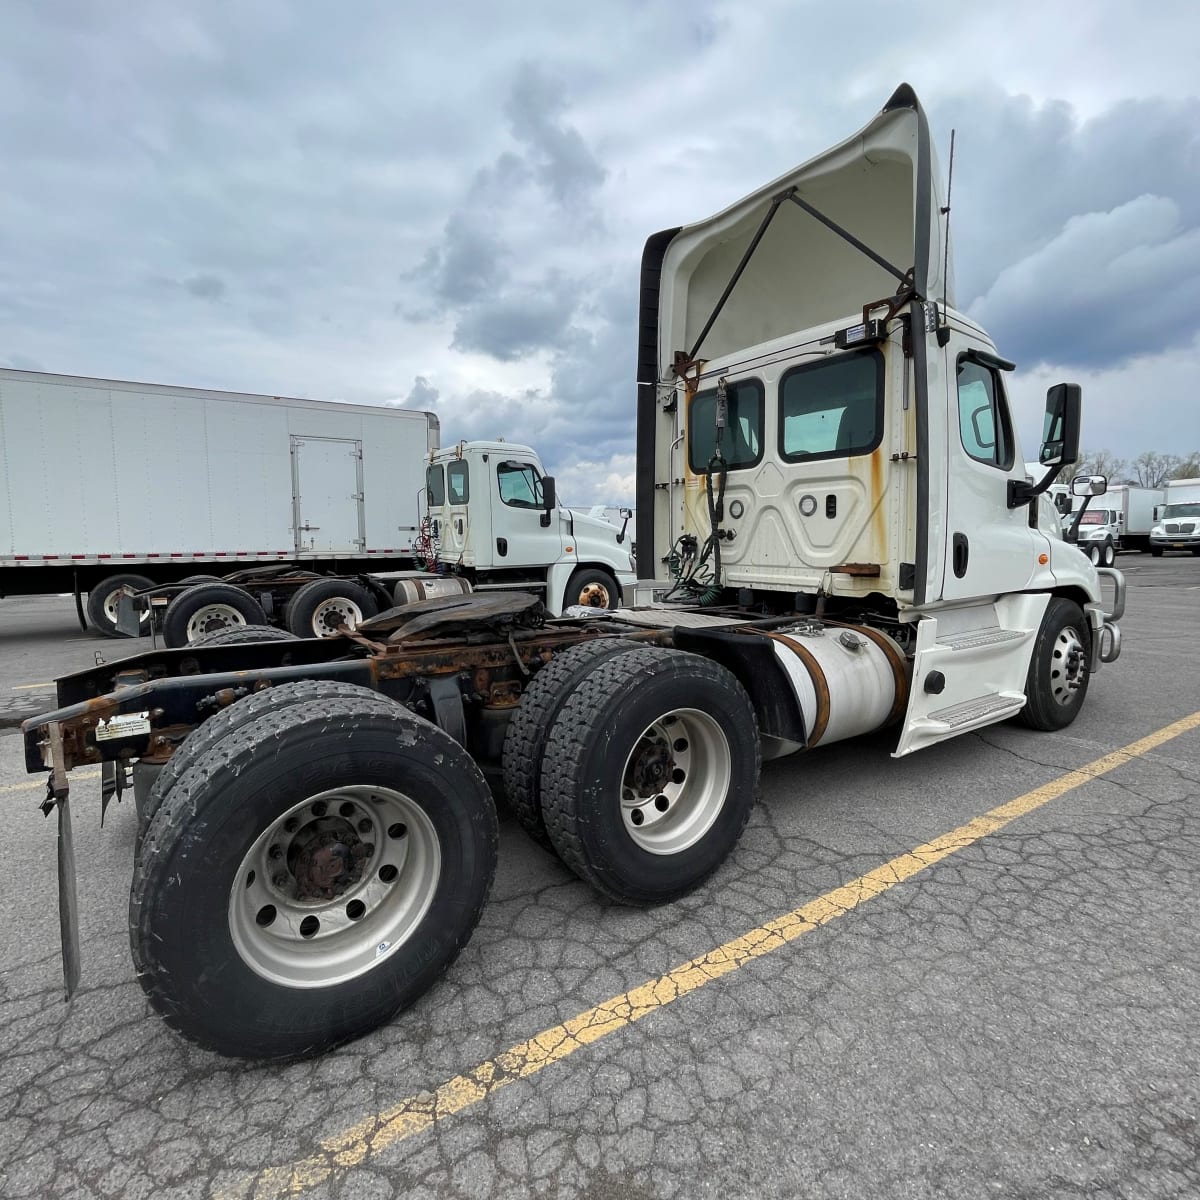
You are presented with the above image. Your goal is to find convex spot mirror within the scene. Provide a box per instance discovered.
[1039,383,1081,467]
[1071,474,1108,497]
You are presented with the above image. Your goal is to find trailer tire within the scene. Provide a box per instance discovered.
[162,584,267,648]
[565,567,621,610]
[131,697,498,1059]
[284,578,379,638]
[137,679,399,853]
[86,573,155,639]
[1017,598,1092,732]
[502,638,642,849]
[190,624,299,647]
[540,647,759,905]
[180,574,223,585]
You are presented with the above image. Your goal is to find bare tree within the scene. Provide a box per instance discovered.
[1131,451,1180,488]
[1172,453,1200,480]
[1074,450,1127,481]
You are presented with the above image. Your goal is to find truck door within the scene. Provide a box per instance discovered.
[937,347,1047,600]
[291,436,365,554]
[495,459,563,568]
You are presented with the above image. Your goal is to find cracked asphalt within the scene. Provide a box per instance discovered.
[2,555,1198,1200]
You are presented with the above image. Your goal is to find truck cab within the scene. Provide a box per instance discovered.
[424,441,636,613]
[636,82,1122,756]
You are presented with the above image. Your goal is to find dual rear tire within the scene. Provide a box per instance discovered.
[504,643,760,905]
[132,684,498,1059]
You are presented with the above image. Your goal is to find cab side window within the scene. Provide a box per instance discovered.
[957,358,1014,470]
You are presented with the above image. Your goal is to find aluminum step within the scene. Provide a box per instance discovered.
[928,692,1025,728]
[936,628,1026,652]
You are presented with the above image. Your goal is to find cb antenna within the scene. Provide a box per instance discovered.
[937,128,956,346]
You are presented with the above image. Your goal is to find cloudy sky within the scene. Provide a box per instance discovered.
[3,0,1199,504]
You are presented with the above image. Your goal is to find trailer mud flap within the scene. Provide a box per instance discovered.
[116,589,141,637]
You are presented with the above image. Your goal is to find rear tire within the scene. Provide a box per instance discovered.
[131,697,498,1059]
[162,584,266,648]
[1017,598,1091,731]
[180,574,222,585]
[86,573,154,639]
[540,647,759,905]
[502,638,642,849]
[137,680,398,851]
[285,578,379,638]
[190,624,299,647]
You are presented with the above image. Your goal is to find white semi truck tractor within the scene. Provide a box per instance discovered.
[19,84,1123,1060]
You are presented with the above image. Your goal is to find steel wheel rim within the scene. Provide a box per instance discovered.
[102,588,149,628]
[619,707,731,855]
[228,784,441,988]
[186,603,246,641]
[1088,545,1101,564]
[578,582,611,608]
[311,597,364,635]
[1049,625,1086,707]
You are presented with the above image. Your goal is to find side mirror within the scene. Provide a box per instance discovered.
[540,475,556,527]
[1071,474,1107,497]
[1039,383,1081,467]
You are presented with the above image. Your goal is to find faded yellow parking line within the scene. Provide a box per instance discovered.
[0,770,101,794]
[11,681,53,690]
[226,710,1199,1198]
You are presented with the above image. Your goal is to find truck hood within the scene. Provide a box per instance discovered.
[565,510,628,547]
[648,83,950,375]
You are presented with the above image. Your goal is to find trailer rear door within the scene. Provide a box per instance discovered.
[290,436,365,553]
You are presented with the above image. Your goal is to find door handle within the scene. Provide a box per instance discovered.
[496,537,508,557]
[952,532,969,578]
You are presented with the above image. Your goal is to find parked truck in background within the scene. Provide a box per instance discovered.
[0,369,436,636]
[1150,477,1200,556]
[1069,483,1162,563]
[19,84,1124,1061]
[424,442,636,614]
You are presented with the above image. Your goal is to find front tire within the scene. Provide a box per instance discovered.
[1150,547,1163,558]
[284,578,379,638]
[1102,540,1115,567]
[131,697,498,1059]
[540,647,759,905]
[1088,544,1102,565]
[1017,598,1091,731]
[162,583,266,647]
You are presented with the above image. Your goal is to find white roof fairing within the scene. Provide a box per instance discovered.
[657,85,953,375]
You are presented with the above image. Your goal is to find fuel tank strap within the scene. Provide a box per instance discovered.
[766,633,830,748]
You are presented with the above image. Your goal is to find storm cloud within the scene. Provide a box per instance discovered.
[2,1,1198,501]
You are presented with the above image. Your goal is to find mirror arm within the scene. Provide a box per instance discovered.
[1064,495,1094,544]
[1007,465,1061,510]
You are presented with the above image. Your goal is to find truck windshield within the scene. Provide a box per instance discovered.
[1077,511,1108,525]
[1162,503,1200,518]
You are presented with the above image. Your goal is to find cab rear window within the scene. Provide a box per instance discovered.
[688,379,764,473]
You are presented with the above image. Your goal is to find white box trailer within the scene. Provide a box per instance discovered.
[0,368,437,633]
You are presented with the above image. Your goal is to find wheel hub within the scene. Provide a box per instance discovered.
[1050,626,1087,705]
[228,784,441,988]
[618,709,731,855]
[288,820,370,900]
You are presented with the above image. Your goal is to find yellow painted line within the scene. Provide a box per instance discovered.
[11,682,53,690]
[0,770,101,794]
[225,710,1197,1198]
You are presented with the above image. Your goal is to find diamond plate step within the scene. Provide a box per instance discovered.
[928,692,1025,728]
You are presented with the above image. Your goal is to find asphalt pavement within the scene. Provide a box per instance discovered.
[1,555,1198,1199]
